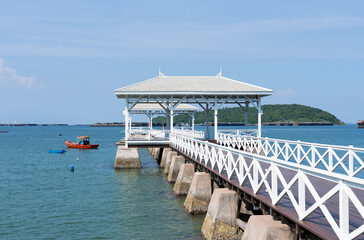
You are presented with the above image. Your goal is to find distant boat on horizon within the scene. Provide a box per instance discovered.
[358,120,364,128]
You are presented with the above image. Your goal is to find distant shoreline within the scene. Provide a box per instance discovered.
[0,124,68,126]
[89,122,335,127]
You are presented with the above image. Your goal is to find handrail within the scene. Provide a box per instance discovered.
[173,129,205,139]
[171,133,364,240]
[218,129,258,137]
[217,132,364,178]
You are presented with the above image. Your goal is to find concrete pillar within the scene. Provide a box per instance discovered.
[153,148,160,159]
[167,156,185,182]
[240,200,253,216]
[151,148,155,157]
[183,172,211,214]
[114,146,141,169]
[160,148,172,168]
[201,188,242,240]
[242,215,294,240]
[173,164,194,196]
[164,151,178,175]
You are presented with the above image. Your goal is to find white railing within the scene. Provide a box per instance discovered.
[218,129,258,137]
[127,127,169,140]
[217,133,364,178]
[173,129,205,139]
[171,133,364,240]
[150,129,169,138]
[129,127,149,135]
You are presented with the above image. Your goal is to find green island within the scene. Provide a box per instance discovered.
[153,104,344,125]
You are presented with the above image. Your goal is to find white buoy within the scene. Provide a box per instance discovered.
[77,157,79,161]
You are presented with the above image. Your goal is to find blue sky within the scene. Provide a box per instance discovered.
[0,0,363,124]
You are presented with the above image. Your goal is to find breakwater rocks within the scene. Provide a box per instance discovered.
[144,147,294,240]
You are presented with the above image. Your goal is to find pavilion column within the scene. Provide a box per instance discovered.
[170,109,174,133]
[257,98,262,138]
[205,103,209,140]
[214,109,218,140]
[123,107,129,148]
[148,113,152,140]
[166,112,170,129]
[192,112,195,131]
[245,102,249,130]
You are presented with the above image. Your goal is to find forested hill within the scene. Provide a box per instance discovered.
[153,104,344,125]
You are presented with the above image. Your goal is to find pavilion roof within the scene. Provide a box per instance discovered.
[130,103,198,112]
[115,75,273,98]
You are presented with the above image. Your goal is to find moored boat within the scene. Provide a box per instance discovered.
[65,136,99,149]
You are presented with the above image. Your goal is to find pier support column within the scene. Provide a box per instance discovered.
[183,172,211,214]
[173,164,194,195]
[201,188,242,240]
[153,148,160,159]
[167,156,185,182]
[164,151,178,175]
[242,215,294,240]
[114,146,141,169]
[160,148,171,168]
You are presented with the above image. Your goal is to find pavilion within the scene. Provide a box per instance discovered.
[115,72,273,145]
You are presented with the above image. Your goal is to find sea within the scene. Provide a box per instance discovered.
[0,124,363,239]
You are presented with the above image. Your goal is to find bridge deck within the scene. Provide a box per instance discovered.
[171,142,364,240]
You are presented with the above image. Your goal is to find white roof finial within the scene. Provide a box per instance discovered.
[158,66,165,76]
[217,66,222,77]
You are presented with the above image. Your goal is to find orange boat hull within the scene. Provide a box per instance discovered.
[65,140,99,149]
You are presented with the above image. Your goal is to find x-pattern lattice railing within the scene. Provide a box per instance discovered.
[217,132,364,178]
[171,133,364,240]
[173,129,205,139]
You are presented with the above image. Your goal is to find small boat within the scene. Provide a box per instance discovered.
[358,120,364,128]
[65,136,99,149]
[48,150,66,153]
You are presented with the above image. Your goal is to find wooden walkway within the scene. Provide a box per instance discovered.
[171,139,364,240]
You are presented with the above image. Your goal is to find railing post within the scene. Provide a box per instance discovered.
[298,170,306,220]
[253,158,258,193]
[328,147,333,171]
[339,181,349,237]
[274,141,278,158]
[349,145,354,176]
[271,163,278,203]
[297,140,301,163]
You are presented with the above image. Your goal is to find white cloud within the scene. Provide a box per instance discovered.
[0,58,36,87]
[221,17,364,33]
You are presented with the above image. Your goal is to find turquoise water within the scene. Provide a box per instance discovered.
[0,125,363,239]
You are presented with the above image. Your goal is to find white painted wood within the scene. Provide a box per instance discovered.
[170,133,364,240]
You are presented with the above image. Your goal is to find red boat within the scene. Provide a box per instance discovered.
[65,136,99,149]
